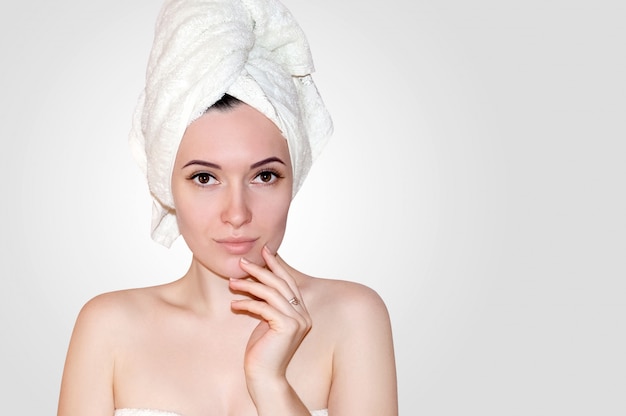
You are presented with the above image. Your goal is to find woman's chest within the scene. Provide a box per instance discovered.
[113,319,332,414]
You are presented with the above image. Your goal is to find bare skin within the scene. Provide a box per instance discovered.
[58,104,397,416]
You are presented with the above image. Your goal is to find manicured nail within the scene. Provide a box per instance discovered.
[263,245,273,255]
[240,257,250,264]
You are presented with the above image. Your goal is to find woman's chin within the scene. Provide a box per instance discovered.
[227,269,250,280]
[192,250,267,279]
[223,255,266,279]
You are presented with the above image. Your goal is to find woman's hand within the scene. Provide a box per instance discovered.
[229,246,312,386]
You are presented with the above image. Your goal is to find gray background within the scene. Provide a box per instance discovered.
[1,0,624,414]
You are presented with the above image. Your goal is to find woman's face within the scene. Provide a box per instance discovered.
[171,103,293,279]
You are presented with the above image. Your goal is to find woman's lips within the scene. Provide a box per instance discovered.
[214,237,259,255]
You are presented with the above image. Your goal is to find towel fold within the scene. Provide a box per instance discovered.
[129,0,333,247]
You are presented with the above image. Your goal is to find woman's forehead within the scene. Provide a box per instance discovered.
[176,104,291,166]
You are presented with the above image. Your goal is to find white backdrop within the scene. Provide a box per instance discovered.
[1,0,624,414]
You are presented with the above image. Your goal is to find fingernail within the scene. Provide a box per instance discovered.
[240,257,250,264]
[263,245,273,255]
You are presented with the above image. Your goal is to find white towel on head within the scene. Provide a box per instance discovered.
[129,0,333,247]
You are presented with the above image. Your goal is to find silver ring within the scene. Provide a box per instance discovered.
[288,297,300,306]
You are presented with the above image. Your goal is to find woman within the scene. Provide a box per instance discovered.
[58,1,397,415]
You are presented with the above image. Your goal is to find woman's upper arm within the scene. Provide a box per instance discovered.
[328,285,398,416]
[58,294,118,416]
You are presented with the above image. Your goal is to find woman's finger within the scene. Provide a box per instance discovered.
[230,296,309,333]
[229,277,306,318]
[239,253,305,310]
[262,247,307,311]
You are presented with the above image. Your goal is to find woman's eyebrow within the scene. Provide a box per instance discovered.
[182,157,285,170]
[250,157,285,169]
[182,160,221,169]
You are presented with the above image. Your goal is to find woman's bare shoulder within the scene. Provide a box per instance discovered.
[306,274,386,304]
[74,285,168,334]
[301,274,391,330]
[301,275,397,413]
[82,285,158,311]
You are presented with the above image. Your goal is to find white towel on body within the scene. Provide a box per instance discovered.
[129,0,333,247]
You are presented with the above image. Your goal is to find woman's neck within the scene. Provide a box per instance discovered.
[171,258,255,320]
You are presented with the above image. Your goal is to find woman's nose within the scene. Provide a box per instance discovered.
[220,186,252,228]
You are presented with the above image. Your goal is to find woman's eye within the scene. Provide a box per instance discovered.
[191,172,216,185]
[253,170,280,184]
